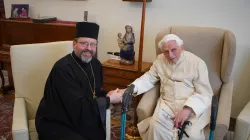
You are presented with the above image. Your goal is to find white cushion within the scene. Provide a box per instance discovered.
[12,98,29,140]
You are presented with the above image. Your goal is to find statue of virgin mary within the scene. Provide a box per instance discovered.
[118,24,135,65]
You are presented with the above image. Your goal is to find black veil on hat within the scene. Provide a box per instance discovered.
[75,22,100,40]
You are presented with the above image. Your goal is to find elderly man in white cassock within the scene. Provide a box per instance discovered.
[120,34,213,140]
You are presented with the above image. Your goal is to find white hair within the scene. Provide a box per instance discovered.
[158,34,184,51]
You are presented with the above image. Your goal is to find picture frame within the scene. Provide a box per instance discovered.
[10,4,29,18]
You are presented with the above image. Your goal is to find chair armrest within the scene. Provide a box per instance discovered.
[106,108,111,140]
[12,98,29,140]
[215,80,233,139]
[136,82,160,122]
[233,100,250,140]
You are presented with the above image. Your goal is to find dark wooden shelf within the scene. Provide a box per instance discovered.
[0,19,78,94]
[102,59,152,91]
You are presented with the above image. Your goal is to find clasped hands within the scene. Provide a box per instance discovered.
[106,88,126,104]
[171,106,193,128]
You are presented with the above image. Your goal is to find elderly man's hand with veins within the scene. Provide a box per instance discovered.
[171,106,193,128]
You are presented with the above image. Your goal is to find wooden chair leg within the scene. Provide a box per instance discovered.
[0,62,5,94]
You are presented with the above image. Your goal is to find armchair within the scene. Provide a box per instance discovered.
[136,26,236,140]
[10,41,111,140]
[233,100,250,140]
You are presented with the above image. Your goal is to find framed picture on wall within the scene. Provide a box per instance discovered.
[10,4,29,18]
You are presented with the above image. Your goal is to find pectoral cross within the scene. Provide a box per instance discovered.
[84,11,88,21]
[93,91,96,98]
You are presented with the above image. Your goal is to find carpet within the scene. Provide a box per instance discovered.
[0,96,14,140]
[0,70,14,140]
[110,102,141,140]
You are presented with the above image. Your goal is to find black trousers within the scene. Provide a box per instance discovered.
[37,120,86,140]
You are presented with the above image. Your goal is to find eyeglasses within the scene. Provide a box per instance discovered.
[77,41,97,48]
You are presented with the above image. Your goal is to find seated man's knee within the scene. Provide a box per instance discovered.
[150,115,173,131]
[184,126,204,140]
[150,116,162,130]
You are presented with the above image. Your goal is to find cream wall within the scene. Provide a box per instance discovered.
[4,0,250,118]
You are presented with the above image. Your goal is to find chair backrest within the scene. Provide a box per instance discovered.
[10,41,73,120]
[155,26,236,95]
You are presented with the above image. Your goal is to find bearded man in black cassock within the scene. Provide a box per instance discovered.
[35,22,123,140]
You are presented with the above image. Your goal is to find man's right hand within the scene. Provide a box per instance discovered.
[106,88,123,104]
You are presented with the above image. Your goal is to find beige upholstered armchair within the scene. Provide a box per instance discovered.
[233,100,250,140]
[10,41,111,140]
[136,26,236,140]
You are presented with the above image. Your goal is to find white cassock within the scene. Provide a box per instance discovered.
[132,51,213,140]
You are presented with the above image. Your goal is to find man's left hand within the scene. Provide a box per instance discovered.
[171,107,192,128]
[118,88,126,102]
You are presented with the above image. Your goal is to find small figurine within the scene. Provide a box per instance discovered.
[20,8,27,18]
[12,8,19,18]
[117,24,135,65]
[117,33,125,51]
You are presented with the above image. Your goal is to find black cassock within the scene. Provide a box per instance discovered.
[35,51,110,140]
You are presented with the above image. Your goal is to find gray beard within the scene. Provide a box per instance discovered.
[81,56,92,63]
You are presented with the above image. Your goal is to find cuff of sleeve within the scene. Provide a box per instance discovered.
[183,106,195,117]
[99,90,108,97]
[132,86,138,97]
[184,99,205,117]
[105,96,110,109]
